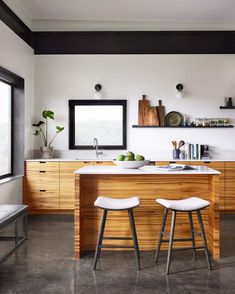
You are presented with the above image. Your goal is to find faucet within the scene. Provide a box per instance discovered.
[93,138,103,159]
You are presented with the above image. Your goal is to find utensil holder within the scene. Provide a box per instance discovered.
[173,149,180,159]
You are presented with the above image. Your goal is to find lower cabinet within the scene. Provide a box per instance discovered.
[155,161,225,210]
[23,160,114,213]
[224,162,235,210]
[23,161,60,210]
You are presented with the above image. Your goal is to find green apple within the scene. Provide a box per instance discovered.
[124,155,135,161]
[135,154,145,161]
[116,154,126,161]
[126,151,135,158]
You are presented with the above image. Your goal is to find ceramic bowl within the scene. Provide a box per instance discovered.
[113,160,150,169]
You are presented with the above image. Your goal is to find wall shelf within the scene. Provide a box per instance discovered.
[219,106,235,109]
[132,125,234,128]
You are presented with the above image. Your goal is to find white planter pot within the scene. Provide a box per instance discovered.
[40,146,54,159]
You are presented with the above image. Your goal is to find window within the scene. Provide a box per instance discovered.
[69,100,127,149]
[0,79,12,179]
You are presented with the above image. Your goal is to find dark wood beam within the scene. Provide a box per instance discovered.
[0,0,33,48]
[33,31,235,54]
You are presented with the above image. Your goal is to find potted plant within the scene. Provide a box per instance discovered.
[32,110,64,159]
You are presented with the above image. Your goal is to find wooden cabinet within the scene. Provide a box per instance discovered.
[24,161,60,210]
[24,160,114,213]
[155,161,225,210]
[224,162,235,210]
[60,162,88,210]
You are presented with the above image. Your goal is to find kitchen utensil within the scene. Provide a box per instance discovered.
[146,106,159,126]
[178,140,185,149]
[165,111,183,127]
[156,100,165,126]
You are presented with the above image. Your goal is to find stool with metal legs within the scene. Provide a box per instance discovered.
[155,197,212,274]
[93,196,140,270]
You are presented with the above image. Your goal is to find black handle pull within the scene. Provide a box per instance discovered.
[39,161,46,164]
[96,161,103,164]
[83,161,90,163]
[39,171,46,173]
[169,161,176,164]
[204,161,211,163]
[39,189,46,192]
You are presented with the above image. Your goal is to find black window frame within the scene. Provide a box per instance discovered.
[69,99,127,150]
[0,65,24,180]
[0,77,13,180]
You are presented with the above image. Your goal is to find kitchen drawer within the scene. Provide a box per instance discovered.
[94,161,114,166]
[155,161,190,165]
[190,161,225,169]
[24,190,59,210]
[24,171,59,191]
[225,162,235,168]
[25,161,59,172]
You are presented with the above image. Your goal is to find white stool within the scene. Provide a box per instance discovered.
[93,196,140,270]
[155,197,212,274]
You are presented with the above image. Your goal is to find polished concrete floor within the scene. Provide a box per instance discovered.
[0,214,235,294]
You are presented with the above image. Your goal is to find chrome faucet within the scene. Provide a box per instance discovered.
[93,138,103,159]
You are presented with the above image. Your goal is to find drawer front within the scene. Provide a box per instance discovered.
[24,190,59,210]
[155,161,190,165]
[25,161,59,172]
[93,161,114,166]
[225,164,235,210]
[24,171,59,191]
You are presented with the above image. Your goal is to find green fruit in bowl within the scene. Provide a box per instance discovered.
[124,155,135,161]
[135,154,145,161]
[126,151,135,158]
[116,154,126,161]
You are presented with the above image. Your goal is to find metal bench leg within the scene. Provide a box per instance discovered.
[188,212,197,260]
[15,220,18,245]
[166,211,176,275]
[155,208,168,263]
[93,209,107,270]
[23,214,28,239]
[128,209,141,270]
[196,210,212,270]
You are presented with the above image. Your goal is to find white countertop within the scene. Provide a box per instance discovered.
[74,165,220,175]
[25,158,235,162]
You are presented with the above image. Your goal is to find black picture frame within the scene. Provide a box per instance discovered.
[69,100,127,150]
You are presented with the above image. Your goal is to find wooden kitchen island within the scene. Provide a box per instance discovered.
[74,165,220,259]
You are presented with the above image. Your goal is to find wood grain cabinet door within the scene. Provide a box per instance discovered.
[59,162,89,209]
[224,162,235,210]
[24,161,60,210]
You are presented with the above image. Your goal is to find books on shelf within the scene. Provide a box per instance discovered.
[184,143,210,160]
[155,164,196,171]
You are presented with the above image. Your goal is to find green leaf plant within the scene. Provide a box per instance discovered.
[32,110,64,147]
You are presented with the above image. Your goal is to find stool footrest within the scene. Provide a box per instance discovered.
[162,237,193,243]
[103,236,133,240]
[172,246,205,252]
[99,245,134,249]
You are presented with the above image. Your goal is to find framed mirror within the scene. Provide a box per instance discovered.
[69,100,127,149]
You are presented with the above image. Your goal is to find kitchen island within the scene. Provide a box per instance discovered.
[74,165,220,259]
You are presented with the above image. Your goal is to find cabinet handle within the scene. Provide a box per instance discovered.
[39,189,46,192]
[96,161,103,164]
[204,161,211,164]
[39,171,46,173]
[39,161,46,164]
[83,161,90,163]
[169,161,176,164]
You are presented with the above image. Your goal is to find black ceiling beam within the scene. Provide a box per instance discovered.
[33,31,235,54]
[0,0,33,48]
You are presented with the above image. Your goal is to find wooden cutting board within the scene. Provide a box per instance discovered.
[138,95,159,126]
[138,95,149,126]
[156,100,165,126]
[146,107,159,126]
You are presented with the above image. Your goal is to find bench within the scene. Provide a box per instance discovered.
[0,205,28,263]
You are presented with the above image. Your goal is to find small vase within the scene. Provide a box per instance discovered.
[40,146,54,159]
[173,149,180,159]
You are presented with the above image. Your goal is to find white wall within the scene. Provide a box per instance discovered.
[34,54,235,160]
[0,20,34,204]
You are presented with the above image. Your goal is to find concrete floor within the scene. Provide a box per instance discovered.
[0,214,235,294]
